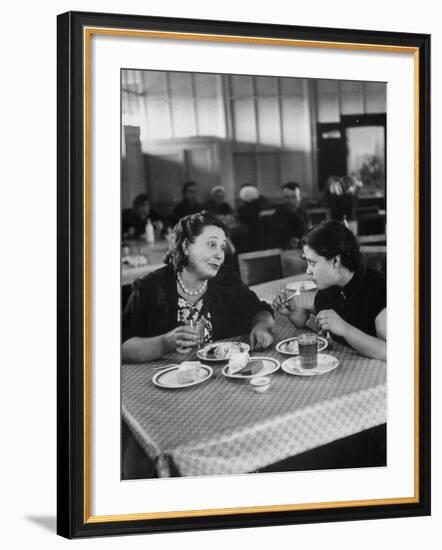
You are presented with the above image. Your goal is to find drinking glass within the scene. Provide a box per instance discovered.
[177,319,205,353]
[298,332,318,369]
[190,319,205,348]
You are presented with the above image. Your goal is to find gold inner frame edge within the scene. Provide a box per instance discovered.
[82,26,421,524]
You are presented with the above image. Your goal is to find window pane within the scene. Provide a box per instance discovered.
[365,82,387,113]
[230,75,254,98]
[257,97,281,147]
[194,73,219,98]
[340,81,364,114]
[232,98,257,142]
[255,76,278,97]
[142,70,168,98]
[317,80,340,122]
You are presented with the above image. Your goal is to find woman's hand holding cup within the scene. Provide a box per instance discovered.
[164,323,200,354]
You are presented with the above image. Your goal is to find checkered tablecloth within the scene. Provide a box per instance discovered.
[122,277,386,477]
[250,274,317,307]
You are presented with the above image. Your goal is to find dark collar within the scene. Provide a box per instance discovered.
[340,263,366,301]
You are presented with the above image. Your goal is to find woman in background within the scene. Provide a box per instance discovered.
[123,211,274,362]
[273,220,386,361]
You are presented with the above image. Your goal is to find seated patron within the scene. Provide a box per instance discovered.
[122,194,163,239]
[270,182,310,249]
[203,185,233,218]
[235,184,271,252]
[122,211,274,362]
[273,221,386,360]
[172,181,202,224]
[324,175,361,223]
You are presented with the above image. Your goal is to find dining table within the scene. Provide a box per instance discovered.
[121,273,386,478]
[122,239,169,286]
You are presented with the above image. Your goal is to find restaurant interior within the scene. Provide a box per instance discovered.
[122,70,386,296]
[121,69,387,479]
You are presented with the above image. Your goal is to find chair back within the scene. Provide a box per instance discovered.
[237,248,283,286]
[357,213,386,235]
[358,234,386,246]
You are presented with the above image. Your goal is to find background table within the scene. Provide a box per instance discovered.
[122,239,169,286]
[122,276,386,478]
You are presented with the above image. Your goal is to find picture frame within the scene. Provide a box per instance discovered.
[57,10,431,538]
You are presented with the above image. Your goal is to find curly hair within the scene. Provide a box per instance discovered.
[164,211,226,271]
[301,220,363,271]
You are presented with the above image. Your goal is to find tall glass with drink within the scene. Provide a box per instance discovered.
[177,319,205,354]
[298,332,318,369]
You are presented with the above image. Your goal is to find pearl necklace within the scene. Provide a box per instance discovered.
[177,272,208,296]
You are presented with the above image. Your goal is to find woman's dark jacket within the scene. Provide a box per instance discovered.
[122,264,272,343]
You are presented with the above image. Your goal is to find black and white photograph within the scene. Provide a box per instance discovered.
[120,69,387,480]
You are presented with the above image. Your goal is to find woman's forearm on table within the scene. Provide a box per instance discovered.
[251,310,275,331]
[122,335,169,362]
[343,325,386,361]
[288,307,310,329]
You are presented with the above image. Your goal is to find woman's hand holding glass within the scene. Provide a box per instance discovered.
[164,321,203,354]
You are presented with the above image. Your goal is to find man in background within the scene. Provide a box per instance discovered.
[122,193,163,239]
[172,181,202,223]
[270,182,310,249]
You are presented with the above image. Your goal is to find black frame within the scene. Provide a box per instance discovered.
[57,11,431,538]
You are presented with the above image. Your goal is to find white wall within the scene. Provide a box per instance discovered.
[1,1,439,549]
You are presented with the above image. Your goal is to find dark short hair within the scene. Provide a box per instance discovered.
[282,181,301,192]
[302,220,363,271]
[132,194,149,210]
[165,211,226,271]
[182,181,199,196]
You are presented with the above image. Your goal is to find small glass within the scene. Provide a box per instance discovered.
[298,332,318,369]
[177,319,205,354]
[190,319,205,348]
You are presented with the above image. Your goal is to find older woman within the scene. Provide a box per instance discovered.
[273,221,386,361]
[123,211,274,362]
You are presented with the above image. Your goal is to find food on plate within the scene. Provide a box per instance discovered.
[176,362,206,384]
[228,353,264,376]
[205,342,243,359]
[214,344,230,359]
[283,340,299,354]
[228,352,250,374]
[240,360,265,377]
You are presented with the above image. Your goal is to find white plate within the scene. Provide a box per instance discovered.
[281,354,339,376]
[286,280,317,291]
[197,341,250,362]
[222,357,280,379]
[152,363,213,389]
[276,336,328,356]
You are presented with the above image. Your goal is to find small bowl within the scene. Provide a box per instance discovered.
[250,376,271,393]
